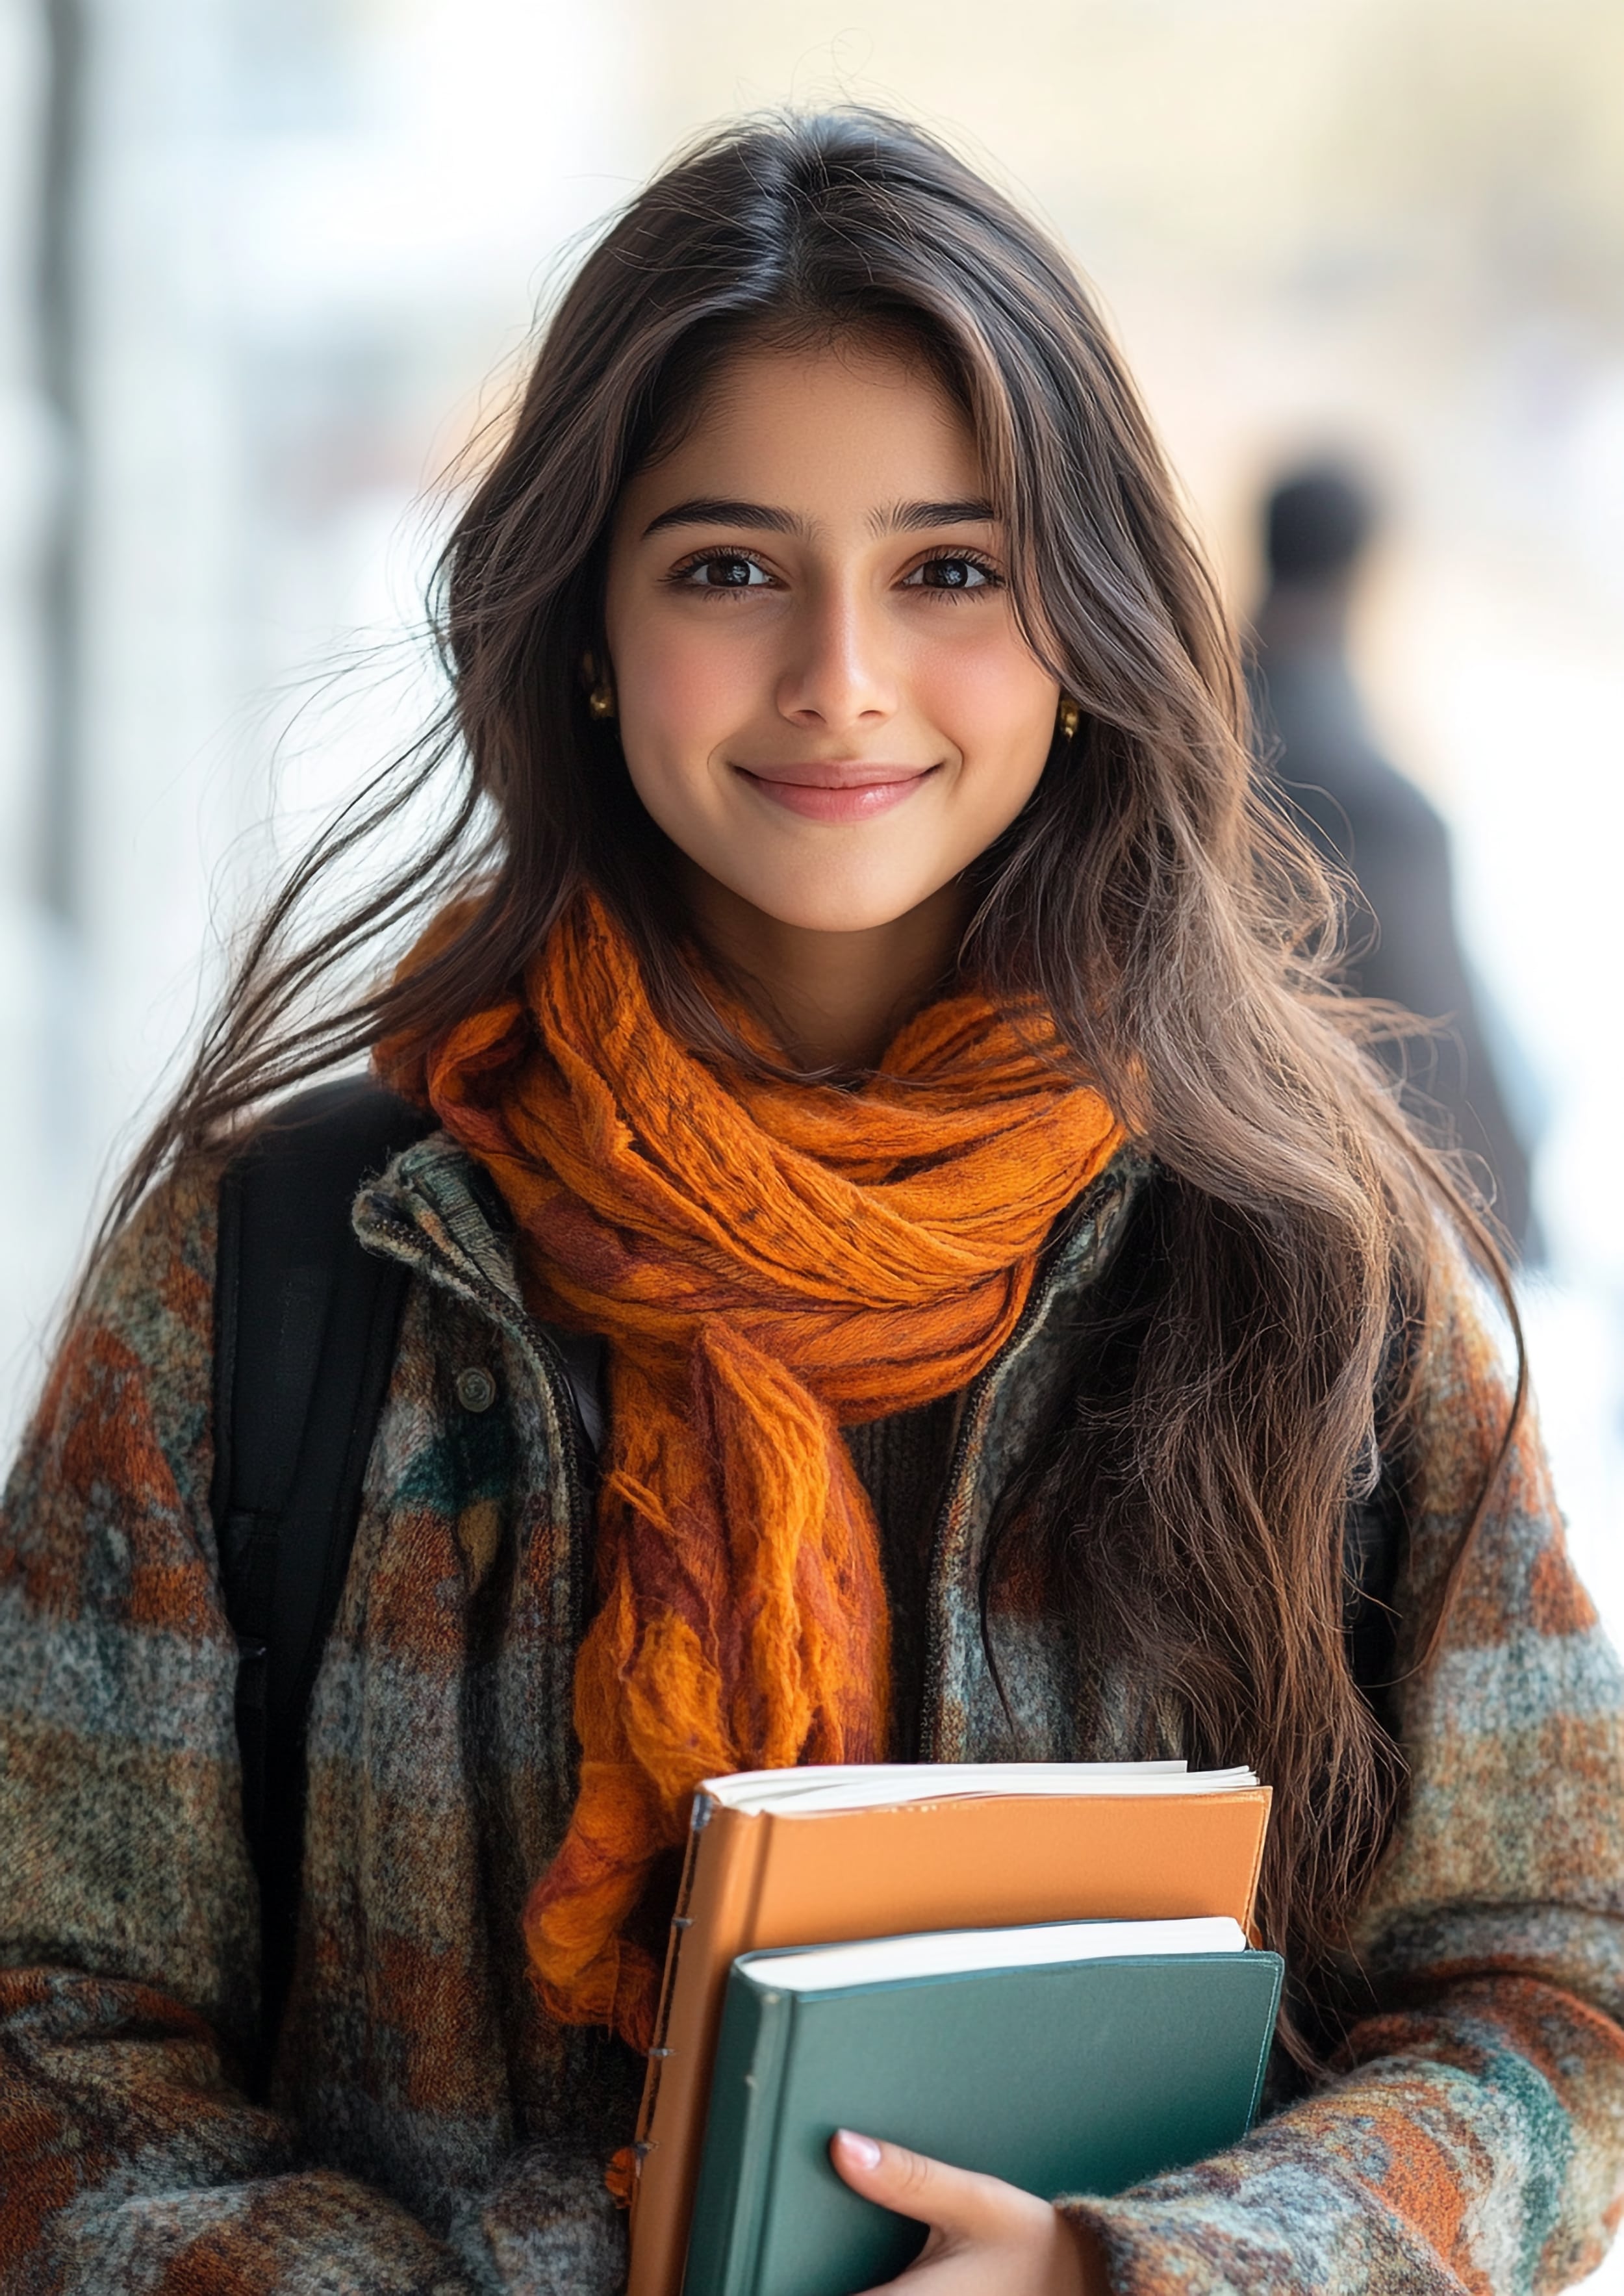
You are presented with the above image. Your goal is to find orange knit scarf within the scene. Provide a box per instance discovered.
[380,891,1123,2051]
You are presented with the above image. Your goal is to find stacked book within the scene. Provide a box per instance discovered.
[628,1761,1279,2296]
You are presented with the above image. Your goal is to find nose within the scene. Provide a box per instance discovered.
[775,581,898,735]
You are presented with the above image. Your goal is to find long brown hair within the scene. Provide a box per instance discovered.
[103,108,1520,2047]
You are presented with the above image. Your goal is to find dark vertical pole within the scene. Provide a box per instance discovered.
[37,0,84,929]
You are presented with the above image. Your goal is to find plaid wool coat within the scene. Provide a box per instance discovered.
[3,1132,1623,2293]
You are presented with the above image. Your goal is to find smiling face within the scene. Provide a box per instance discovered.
[601,337,1061,942]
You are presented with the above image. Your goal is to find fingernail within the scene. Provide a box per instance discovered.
[837,2130,882,2169]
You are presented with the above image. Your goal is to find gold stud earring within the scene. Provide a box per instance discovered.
[582,652,616,720]
[1057,696,1081,741]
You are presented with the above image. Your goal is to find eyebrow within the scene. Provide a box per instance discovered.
[881,497,996,533]
[640,495,997,540]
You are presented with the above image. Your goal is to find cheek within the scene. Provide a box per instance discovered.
[616,618,757,763]
[910,624,1057,759]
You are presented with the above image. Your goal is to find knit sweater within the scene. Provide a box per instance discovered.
[845,1395,961,1760]
[3,1132,1623,2295]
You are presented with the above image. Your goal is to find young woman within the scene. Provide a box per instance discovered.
[3,110,1620,2296]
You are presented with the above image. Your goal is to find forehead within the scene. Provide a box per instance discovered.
[619,338,986,532]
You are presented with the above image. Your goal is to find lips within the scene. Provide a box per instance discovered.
[734,759,940,823]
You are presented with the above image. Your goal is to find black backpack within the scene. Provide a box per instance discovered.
[210,1078,433,2085]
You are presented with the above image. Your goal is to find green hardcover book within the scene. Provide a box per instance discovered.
[685,1915,1284,2296]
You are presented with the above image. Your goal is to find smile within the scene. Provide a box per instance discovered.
[733,761,941,823]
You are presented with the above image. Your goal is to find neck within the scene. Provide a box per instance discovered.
[678,865,969,1073]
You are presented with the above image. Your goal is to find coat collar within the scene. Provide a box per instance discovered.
[355,1129,1154,1361]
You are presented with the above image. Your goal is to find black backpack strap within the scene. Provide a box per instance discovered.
[1343,1305,1417,1714]
[210,1077,435,2084]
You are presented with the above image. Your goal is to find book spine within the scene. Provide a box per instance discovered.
[633,1792,713,2167]
[628,1806,772,2296]
[680,1972,794,2296]
[718,1985,795,2296]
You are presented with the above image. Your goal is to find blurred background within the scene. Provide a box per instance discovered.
[0,0,1619,2213]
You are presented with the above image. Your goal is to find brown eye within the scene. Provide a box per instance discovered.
[679,552,772,590]
[903,554,998,592]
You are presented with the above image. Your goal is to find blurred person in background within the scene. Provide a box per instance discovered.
[1249,462,1541,1256]
[3,110,1621,2296]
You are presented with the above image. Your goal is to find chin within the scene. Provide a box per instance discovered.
[733,874,946,936]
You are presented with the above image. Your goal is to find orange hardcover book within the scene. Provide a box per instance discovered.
[626,1761,1271,2296]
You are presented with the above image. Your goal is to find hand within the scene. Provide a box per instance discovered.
[830,2130,1110,2296]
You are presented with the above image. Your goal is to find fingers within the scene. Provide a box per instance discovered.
[829,2128,1046,2242]
[828,2133,1106,2295]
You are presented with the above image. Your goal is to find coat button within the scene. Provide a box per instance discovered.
[455,1366,498,1413]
